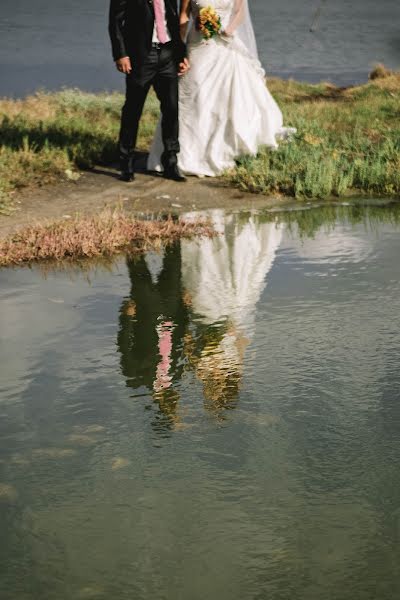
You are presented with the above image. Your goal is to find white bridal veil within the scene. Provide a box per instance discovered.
[186,0,261,65]
[226,0,260,63]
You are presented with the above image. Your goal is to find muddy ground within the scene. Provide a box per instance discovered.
[0,165,293,240]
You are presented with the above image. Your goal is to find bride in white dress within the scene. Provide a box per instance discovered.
[180,210,283,415]
[148,0,294,177]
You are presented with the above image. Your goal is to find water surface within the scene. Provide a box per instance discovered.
[1,0,399,96]
[1,203,400,599]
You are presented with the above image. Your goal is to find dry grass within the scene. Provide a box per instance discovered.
[0,90,158,212]
[0,92,57,120]
[267,68,400,101]
[0,208,214,267]
[369,63,394,81]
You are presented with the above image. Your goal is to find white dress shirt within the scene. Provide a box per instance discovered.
[152,0,172,43]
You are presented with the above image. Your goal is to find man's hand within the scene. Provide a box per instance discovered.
[116,56,132,74]
[178,58,190,77]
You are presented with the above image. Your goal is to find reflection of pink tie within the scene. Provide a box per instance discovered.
[154,320,174,392]
[153,0,169,44]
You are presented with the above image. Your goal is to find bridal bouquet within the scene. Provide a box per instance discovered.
[196,6,222,40]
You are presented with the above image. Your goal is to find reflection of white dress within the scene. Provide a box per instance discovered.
[148,0,294,176]
[181,210,283,332]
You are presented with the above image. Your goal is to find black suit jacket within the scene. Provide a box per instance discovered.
[109,0,186,66]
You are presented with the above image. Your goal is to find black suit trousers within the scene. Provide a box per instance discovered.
[119,43,179,172]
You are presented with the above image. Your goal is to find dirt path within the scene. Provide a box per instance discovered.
[0,166,290,240]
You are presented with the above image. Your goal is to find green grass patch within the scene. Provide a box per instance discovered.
[0,68,399,211]
[0,89,157,212]
[229,71,400,199]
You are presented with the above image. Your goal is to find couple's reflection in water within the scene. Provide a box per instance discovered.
[117,211,283,431]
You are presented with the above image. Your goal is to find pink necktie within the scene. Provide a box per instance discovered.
[153,0,169,44]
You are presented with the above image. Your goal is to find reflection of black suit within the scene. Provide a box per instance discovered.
[108,0,186,172]
[117,245,187,397]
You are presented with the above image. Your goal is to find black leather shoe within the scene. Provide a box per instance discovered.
[163,165,186,182]
[120,171,135,182]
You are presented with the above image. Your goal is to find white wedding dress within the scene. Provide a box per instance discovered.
[148,0,294,177]
[180,210,283,385]
[181,210,283,332]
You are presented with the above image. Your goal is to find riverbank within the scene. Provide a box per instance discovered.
[0,153,280,265]
[230,67,400,198]
[0,207,215,267]
[1,67,399,215]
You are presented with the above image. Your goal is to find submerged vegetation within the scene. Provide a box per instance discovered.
[0,209,213,266]
[2,200,399,268]
[0,66,399,211]
[262,200,400,238]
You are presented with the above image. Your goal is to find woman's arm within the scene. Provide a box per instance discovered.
[179,0,192,42]
[224,0,246,36]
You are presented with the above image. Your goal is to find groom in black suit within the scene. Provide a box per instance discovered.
[109,0,189,182]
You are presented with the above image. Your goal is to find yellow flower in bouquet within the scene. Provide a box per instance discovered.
[196,6,222,40]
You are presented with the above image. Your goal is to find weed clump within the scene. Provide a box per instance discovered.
[369,63,394,80]
[0,209,214,266]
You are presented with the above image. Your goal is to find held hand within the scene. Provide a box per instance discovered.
[116,56,132,74]
[220,30,234,42]
[178,58,190,77]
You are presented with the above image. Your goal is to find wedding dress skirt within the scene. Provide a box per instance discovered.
[148,12,294,176]
[181,210,283,329]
